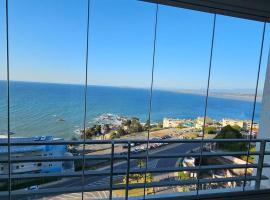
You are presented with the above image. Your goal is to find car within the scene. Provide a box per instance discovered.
[133,149,140,154]
[33,136,40,141]
[26,185,39,191]
[161,135,170,139]
[122,143,135,148]
[40,136,46,141]
[139,145,145,151]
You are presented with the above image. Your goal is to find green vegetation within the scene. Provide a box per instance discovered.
[123,173,153,184]
[232,125,242,131]
[83,124,102,139]
[176,124,185,129]
[215,125,247,151]
[83,117,150,139]
[178,171,190,192]
[214,125,255,163]
[123,160,152,183]
[241,145,256,163]
[204,126,217,134]
[178,171,189,180]
[129,117,143,133]
[118,160,154,196]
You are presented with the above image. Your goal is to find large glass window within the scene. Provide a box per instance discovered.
[8,0,87,197]
[0,0,8,192]
[85,0,155,198]
[149,5,213,195]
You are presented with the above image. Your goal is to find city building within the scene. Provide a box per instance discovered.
[163,118,185,128]
[195,116,213,129]
[0,135,74,175]
[222,118,259,131]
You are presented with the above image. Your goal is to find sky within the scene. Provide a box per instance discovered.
[0,0,269,91]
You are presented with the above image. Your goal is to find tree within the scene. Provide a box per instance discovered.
[204,126,217,134]
[215,125,246,151]
[101,124,110,136]
[124,119,132,127]
[157,121,163,129]
[117,127,126,136]
[143,120,150,131]
[232,125,241,131]
[83,124,102,139]
[129,118,143,133]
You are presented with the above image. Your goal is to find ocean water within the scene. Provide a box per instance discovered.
[0,81,261,139]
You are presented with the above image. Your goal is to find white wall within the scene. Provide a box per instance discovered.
[257,48,270,188]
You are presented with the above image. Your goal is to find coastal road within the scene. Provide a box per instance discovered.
[11,142,200,200]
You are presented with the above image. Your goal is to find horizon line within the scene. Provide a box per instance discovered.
[0,79,262,93]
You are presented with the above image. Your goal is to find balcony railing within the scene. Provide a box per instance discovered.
[0,138,270,199]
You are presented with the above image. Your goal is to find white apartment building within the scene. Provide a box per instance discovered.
[163,118,185,128]
[222,118,259,131]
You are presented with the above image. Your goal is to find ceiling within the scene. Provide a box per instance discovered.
[142,0,270,22]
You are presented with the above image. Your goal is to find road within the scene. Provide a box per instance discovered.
[14,142,200,200]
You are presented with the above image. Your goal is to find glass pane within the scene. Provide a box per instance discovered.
[150,5,213,195]
[84,0,156,198]
[205,16,266,192]
[0,0,8,193]
[8,0,87,198]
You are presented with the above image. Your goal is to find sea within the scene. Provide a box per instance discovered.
[0,81,261,139]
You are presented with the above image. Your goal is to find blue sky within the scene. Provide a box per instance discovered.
[0,0,269,91]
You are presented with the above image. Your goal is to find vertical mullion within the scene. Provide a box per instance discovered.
[143,3,159,199]
[243,22,266,191]
[255,140,266,189]
[82,0,91,199]
[5,0,11,199]
[109,142,114,199]
[196,14,216,195]
[125,143,131,200]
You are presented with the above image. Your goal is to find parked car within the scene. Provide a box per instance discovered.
[162,135,172,139]
[33,136,40,141]
[26,185,39,191]
[40,136,46,141]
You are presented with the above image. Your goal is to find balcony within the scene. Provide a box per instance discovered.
[0,138,270,199]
